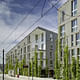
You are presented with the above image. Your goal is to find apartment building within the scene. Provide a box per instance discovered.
[6,27,57,77]
[58,0,80,62]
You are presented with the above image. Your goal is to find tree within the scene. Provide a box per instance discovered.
[19,61,23,75]
[54,39,60,79]
[34,50,38,77]
[71,57,76,80]
[15,58,19,74]
[5,62,8,74]
[38,51,43,77]
[46,58,48,77]
[22,55,28,76]
[76,56,80,80]
[63,46,69,80]
[9,57,13,70]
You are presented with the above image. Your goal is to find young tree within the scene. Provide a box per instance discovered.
[9,57,13,70]
[15,58,19,74]
[46,58,48,77]
[34,50,38,77]
[55,39,60,79]
[63,46,69,80]
[76,56,80,80]
[19,61,23,75]
[71,57,76,80]
[5,62,8,74]
[38,51,43,77]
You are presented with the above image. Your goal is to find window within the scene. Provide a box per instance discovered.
[27,35,30,43]
[62,11,65,22]
[77,48,80,55]
[35,45,38,50]
[42,61,43,67]
[61,39,64,48]
[61,51,63,57]
[50,45,53,50]
[20,55,22,61]
[24,47,26,53]
[15,49,17,54]
[60,25,65,37]
[71,0,77,16]
[50,33,53,38]
[41,33,44,41]
[50,60,53,64]
[71,19,77,32]
[35,34,38,43]
[21,48,22,54]
[71,35,74,46]
[29,35,30,43]
[18,46,20,48]
[50,33,53,42]
[41,44,44,50]
[72,49,75,56]
[76,33,80,45]
[27,45,30,52]
[50,52,52,58]
[42,53,44,59]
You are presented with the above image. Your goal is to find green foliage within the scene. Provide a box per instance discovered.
[38,65,41,77]
[63,46,69,80]
[54,39,61,79]
[5,62,8,74]
[65,46,69,80]
[46,58,48,77]
[19,56,28,76]
[19,61,23,75]
[71,57,76,80]
[34,50,38,77]
[29,62,31,76]
[76,57,80,80]
[9,57,13,70]
[38,51,43,77]
[15,58,19,74]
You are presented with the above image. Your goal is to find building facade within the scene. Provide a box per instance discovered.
[6,27,57,77]
[58,0,80,62]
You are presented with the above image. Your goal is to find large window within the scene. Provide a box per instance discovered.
[76,33,80,45]
[71,0,77,16]
[71,19,77,32]
[71,35,74,46]
[60,25,65,37]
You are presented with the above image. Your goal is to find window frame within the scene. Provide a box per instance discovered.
[71,19,77,32]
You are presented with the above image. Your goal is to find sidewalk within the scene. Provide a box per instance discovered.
[0,74,56,80]
[6,74,55,80]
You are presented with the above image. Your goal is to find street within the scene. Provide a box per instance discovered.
[0,74,55,80]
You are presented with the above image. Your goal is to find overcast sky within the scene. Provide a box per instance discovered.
[0,0,67,64]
